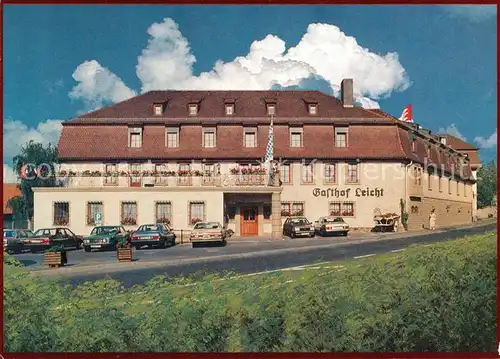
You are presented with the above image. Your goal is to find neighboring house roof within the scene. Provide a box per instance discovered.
[3,184,21,215]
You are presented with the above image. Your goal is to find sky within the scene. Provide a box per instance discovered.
[3,4,497,183]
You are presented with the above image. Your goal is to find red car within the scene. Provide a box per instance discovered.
[24,227,83,253]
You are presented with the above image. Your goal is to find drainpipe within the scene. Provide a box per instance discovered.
[404,161,414,213]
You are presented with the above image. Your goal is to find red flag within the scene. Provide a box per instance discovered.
[399,104,413,123]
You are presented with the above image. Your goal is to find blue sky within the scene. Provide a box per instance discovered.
[3,4,497,181]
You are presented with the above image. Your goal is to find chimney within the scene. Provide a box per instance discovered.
[340,78,353,108]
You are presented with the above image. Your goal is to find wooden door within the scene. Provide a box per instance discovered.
[240,207,258,236]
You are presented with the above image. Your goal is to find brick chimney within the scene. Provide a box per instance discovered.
[340,78,354,108]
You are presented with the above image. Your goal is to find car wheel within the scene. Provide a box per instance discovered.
[290,232,295,238]
[192,242,199,248]
[159,240,167,249]
[76,241,82,250]
[135,245,142,250]
[309,233,315,238]
[30,248,37,253]
[320,229,325,237]
[84,246,91,253]
[343,231,348,237]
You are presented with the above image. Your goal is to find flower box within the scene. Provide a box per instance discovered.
[117,247,133,262]
[281,210,291,216]
[230,168,240,174]
[157,218,170,224]
[190,217,202,225]
[121,218,137,226]
[54,218,69,226]
[44,251,68,268]
[330,211,341,216]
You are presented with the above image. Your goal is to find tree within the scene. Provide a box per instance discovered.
[10,141,61,226]
[477,160,497,209]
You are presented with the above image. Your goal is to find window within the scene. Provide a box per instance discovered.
[121,202,137,225]
[178,163,191,185]
[87,202,103,225]
[263,205,272,220]
[280,164,291,184]
[426,146,431,161]
[129,163,142,187]
[227,206,236,220]
[324,163,336,183]
[308,104,317,115]
[329,202,341,216]
[53,202,69,226]
[203,128,216,148]
[203,164,216,184]
[225,104,234,115]
[301,163,314,183]
[244,128,257,148]
[155,201,172,225]
[427,172,432,190]
[448,178,452,194]
[281,202,304,216]
[464,182,467,197]
[189,201,205,225]
[153,104,163,115]
[155,164,169,184]
[129,129,142,148]
[413,167,418,185]
[439,176,443,192]
[104,164,117,185]
[267,104,276,116]
[335,128,348,148]
[189,104,198,116]
[411,139,417,153]
[290,128,303,147]
[165,127,179,148]
[346,163,359,184]
[417,168,422,186]
[457,180,460,196]
[341,202,355,217]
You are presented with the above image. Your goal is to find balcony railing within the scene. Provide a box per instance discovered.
[58,172,276,189]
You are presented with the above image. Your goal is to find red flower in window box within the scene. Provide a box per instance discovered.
[330,210,341,216]
[342,211,353,216]
[192,170,203,177]
[87,218,96,225]
[241,168,249,175]
[54,218,69,226]
[121,217,137,225]
[190,217,202,225]
[293,210,304,216]
[230,167,240,174]
[82,170,92,177]
[177,170,191,177]
[57,170,67,177]
[120,171,128,177]
[157,217,170,224]
[280,210,291,216]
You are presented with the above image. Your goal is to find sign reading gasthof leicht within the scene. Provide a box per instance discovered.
[313,187,384,199]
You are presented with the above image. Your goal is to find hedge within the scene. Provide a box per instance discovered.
[3,231,497,352]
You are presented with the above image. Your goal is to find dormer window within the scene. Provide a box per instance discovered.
[440,136,447,145]
[308,104,318,115]
[189,103,198,116]
[267,104,276,116]
[153,103,163,116]
[225,104,234,115]
[411,139,417,153]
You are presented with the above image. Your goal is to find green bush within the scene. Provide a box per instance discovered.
[3,231,497,352]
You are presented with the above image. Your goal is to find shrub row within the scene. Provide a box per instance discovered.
[4,231,497,352]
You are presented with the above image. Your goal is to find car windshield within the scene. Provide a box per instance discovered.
[34,229,58,236]
[290,219,310,225]
[24,230,35,237]
[325,217,344,223]
[137,225,162,232]
[194,222,220,230]
[91,226,119,235]
[4,230,16,237]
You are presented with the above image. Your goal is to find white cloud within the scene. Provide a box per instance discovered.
[70,18,411,109]
[3,164,19,184]
[3,118,63,165]
[438,123,467,141]
[443,5,497,22]
[69,60,137,112]
[474,130,497,149]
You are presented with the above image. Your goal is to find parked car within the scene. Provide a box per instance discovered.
[3,229,33,254]
[82,226,130,252]
[314,216,350,237]
[190,221,227,248]
[130,224,176,249]
[282,217,315,238]
[24,227,84,253]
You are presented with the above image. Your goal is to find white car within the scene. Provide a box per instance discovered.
[314,216,350,237]
[190,221,227,248]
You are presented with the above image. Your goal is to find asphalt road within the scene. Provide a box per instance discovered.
[19,221,496,288]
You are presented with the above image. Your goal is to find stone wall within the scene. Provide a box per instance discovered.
[407,197,472,231]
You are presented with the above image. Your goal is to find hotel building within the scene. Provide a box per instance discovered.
[32,79,480,238]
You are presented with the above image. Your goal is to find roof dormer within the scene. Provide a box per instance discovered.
[153,102,165,116]
[188,100,201,116]
[224,98,235,116]
[303,98,319,115]
[264,98,277,116]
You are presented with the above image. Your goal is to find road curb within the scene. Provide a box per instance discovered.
[28,221,496,279]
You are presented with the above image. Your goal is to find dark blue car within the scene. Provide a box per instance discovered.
[130,224,176,249]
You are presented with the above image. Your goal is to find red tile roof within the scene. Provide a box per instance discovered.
[3,184,21,215]
[58,90,477,180]
[435,134,478,150]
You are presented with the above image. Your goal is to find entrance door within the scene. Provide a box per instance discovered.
[240,207,258,236]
